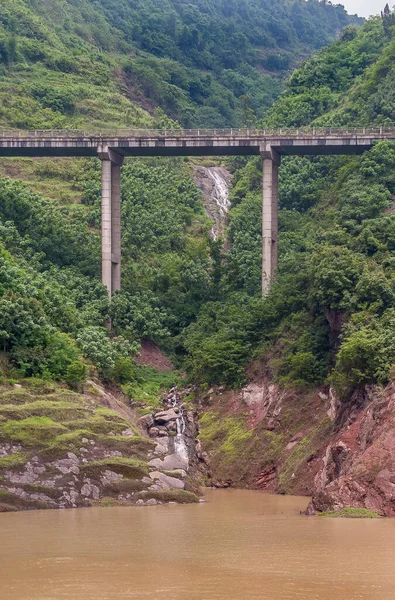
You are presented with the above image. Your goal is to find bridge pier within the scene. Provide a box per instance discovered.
[98,147,124,297]
[261,149,280,296]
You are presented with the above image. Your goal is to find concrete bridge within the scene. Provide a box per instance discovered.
[1,127,394,295]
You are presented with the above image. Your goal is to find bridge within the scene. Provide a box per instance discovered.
[1,127,394,295]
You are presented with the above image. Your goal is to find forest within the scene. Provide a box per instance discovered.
[0,2,394,407]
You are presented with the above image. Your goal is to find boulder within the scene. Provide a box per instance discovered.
[139,414,154,429]
[148,427,160,438]
[154,409,178,424]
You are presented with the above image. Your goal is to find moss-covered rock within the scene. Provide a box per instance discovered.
[0,381,195,510]
[138,489,199,504]
[81,457,149,479]
[319,507,382,518]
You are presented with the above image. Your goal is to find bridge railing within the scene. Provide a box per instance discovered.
[0,127,394,138]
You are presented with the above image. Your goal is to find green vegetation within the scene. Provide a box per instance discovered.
[184,16,395,396]
[0,383,143,468]
[122,366,182,409]
[278,417,332,492]
[0,0,360,130]
[320,507,382,518]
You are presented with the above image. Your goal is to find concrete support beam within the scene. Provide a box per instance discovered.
[261,149,280,296]
[98,147,124,297]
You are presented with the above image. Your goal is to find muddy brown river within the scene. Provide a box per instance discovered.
[1,489,395,600]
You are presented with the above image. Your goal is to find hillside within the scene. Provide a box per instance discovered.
[0,0,361,129]
[193,13,395,515]
[0,0,362,389]
[3,1,395,515]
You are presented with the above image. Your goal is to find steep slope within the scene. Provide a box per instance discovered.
[192,14,395,515]
[0,0,361,129]
[0,0,374,513]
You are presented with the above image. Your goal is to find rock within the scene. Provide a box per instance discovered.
[146,498,157,506]
[149,471,185,490]
[166,422,177,433]
[154,409,178,424]
[139,414,154,428]
[149,453,188,471]
[148,427,160,438]
[100,470,122,485]
[81,483,100,500]
[136,499,145,506]
[82,438,89,444]
[52,456,80,476]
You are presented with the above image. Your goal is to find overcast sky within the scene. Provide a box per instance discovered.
[339,0,388,18]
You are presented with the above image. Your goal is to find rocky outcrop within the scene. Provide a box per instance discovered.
[0,382,199,512]
[198,378,334,494]
[138,386,200,481]
[307,383,395,517]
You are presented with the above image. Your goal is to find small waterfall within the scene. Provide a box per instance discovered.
[194,166,232,240]
[207,168,231,219]
[169,392,189,462]
[174,415,189,461]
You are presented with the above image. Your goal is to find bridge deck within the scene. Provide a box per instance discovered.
[0,128,394,157]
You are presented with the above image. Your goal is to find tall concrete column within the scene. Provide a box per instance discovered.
[111,163,121,292]
[98,146,124,297]
[101,159,112,296]
[261,149,280,296]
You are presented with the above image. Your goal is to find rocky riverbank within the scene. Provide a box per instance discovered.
[0,380,199,512]
[197,375,395,516]
[306,383,395,517]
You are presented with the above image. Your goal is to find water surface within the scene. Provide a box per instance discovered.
[1,489,395,600]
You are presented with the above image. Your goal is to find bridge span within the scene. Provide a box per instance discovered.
[1,127,394,295]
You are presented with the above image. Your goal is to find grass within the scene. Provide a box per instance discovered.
[0,417,67,447]
[80,457,149,479]
[96,434,155,456]
[198,410,283,483]
[320,508,382,518]
[0,400,91,421]
[0,452,27,471]
[278,416,333,493]
[122,366,182,410]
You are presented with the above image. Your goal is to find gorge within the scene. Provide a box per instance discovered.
[1,0,395,597]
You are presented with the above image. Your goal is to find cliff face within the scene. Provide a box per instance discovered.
[198,375,334,496]
[307,384,395,517]
[199,376,395,516]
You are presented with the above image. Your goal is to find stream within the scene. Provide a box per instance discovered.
[1,489,395,600]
